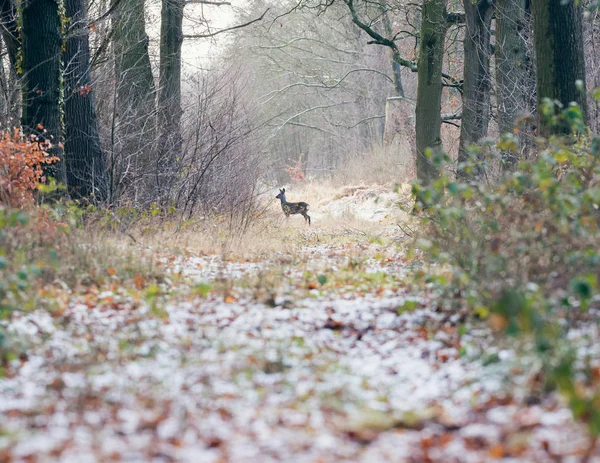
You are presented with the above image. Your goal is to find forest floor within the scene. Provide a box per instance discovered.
[1,184,599,462]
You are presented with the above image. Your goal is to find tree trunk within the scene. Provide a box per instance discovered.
[495,0,533,168]
[157,0,184,203]
[415,0,447,185]
[21,0,66,185]
[457,0,493,178]
[112,0,156,200]
[0,9,19,126]
[531,0,587,136]
[64,0,109,202]
[381,7,404,97]
[0,0,18,70]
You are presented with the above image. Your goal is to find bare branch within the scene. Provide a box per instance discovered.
[284,121,338,136]
[274,101,354,133]
[186,0,231,5]
[259,68,393,105]
[257,36,361,55]
[89,0,124,26]
[441,113,461,127]
[184,8,269,39]
[441,113,461,120]
[343,0,418,71]
[442,120,461,128]
[330,115,385,129]
[446,12,465,24]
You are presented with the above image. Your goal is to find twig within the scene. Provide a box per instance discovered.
[397,222,413,237]
[184,8,269,39]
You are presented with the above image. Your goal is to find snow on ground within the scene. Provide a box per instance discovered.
[1,242,596,462]
[317,185,411,224]
[1,186,598,462]
[168,254,263,281]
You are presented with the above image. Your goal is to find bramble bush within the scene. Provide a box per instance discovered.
[0,129,164,357]
[0,129,63,321]
[411,99,600,439]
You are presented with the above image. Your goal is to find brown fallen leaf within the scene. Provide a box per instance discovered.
[488,443,505,459]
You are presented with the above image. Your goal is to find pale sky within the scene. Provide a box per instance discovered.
[146,1,243,72]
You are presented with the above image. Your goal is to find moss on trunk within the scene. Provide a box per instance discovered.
[415,0,448,185]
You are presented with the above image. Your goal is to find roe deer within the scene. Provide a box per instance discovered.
[276,188,311,225]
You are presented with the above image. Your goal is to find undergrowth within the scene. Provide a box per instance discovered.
[411,100,600,441]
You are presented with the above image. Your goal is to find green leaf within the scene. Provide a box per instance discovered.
[474,306,489,319]
[193,282,212,298]
[398,299,418,314]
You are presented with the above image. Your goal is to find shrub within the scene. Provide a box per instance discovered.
[411,101,600,437]
[0,129,59,207]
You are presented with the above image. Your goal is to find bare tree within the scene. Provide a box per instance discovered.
[228,1,400,182]
[381,6,404,97]
[111,0,157,201]
[157,0,185,203]
[495,0,534,168]
[457,0,493,179]
[0,0,18,70]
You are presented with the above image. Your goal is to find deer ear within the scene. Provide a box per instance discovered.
[282,188,285,193]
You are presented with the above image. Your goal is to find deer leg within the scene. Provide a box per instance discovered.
[302,212,311,225]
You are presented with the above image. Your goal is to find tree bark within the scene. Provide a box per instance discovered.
[157,0,184,203]
[495,0,533,168]
[0,0,19,125]
[415,0,448,185]
[64,0,109,202]
[112,0,156,199]
[0,0,18,70]
[21,0,66,185]
[381,7,404,97]
[531,0,587,136]
[457,0,493,179]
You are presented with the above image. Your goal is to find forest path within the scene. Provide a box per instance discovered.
[1,234,592,463]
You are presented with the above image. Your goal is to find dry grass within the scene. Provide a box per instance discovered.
[330,143,416,187]
[127,181,415,260]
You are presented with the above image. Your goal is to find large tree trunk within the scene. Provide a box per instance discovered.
[64,0,109,202]
[415,0,447,185]
[495,0,533,168]
[457,0,493,178]
[157,0,184,203]
[531,0,587,136]
[21,0,66,185]
[112,0,156,201]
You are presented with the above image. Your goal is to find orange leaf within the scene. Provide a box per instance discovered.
[488,444,505,459]
[107,267,116,276]
[134,274,145,289]
[489,314,508,331]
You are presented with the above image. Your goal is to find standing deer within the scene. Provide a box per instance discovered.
[276,188,311,225]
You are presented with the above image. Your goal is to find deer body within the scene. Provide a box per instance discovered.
[276,188,311,225]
